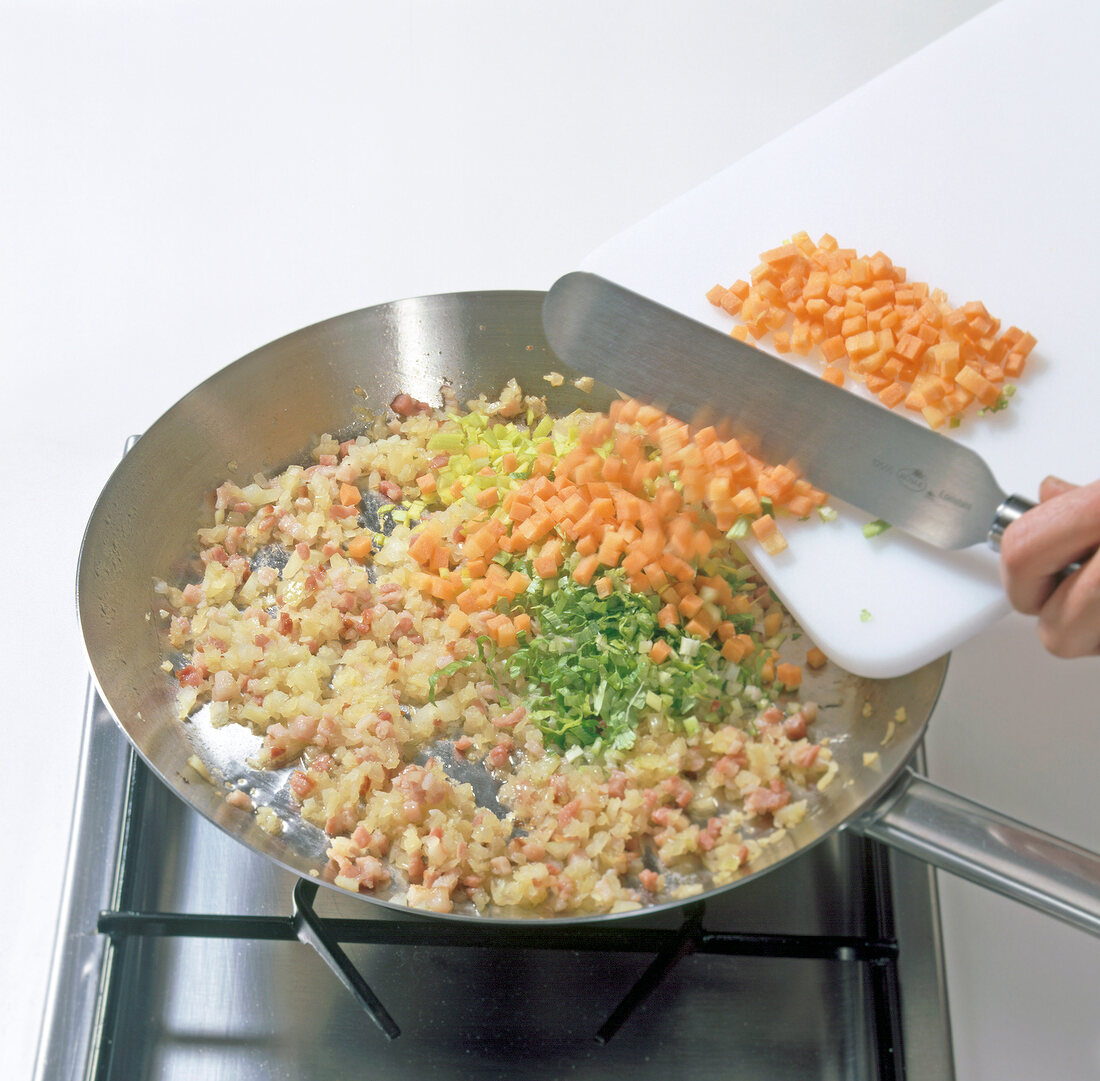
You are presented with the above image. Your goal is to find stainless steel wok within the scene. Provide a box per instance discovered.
[77,289,1100,931]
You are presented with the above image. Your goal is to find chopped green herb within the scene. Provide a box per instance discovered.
[503,570,770,754]
[860,608,873,623]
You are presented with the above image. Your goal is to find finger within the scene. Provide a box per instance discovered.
[1036,554,1100,658]
[1039,475,1077,502]
[1000,478,1100,614]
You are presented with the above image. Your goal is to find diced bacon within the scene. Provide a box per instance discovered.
[783,713,808,740]
[698,817,724,851]
[289,715,319,740]
[181,583,205,605]
[488,742,512,768]
[390,392,432,417]
[325,807,358,835]
[289,770,315,798]
[743,782,791,817]
[493,705,526,728]
[176,663,205,688]
[354,855,390,889]
[760,706,785,727]
[225,789,253,811]
[224,526,245,555]
[390,613,415,643]
[606,770,629,799]
[791,743,821,769]
[379,479,403,502]
[255,566,279,588]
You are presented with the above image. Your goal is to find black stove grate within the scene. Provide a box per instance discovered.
[92,748,908,1078]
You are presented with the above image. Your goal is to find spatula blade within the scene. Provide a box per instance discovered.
[543,272,1008,551]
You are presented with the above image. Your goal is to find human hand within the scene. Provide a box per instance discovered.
[999,477,1100,657]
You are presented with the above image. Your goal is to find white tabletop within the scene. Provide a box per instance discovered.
[4,3,1098,1079]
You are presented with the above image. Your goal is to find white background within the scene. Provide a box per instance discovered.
[4,2,1099,1079]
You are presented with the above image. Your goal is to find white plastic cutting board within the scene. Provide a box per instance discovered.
[581,0,1099,678]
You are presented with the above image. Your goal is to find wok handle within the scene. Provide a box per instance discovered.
[852,767,1100,937]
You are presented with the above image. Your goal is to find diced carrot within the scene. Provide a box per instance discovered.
[572,554,600,586]
[575,532,599,557]
[649,640,672,664]
[706,283,727,306]
[806,646,828,669]
[721,637,749,663]
[878,382,907,409]
[408,520,444,565]
[339,482,362,507]
[751,514,777,540]
[347,535,373,562]
[446,609,470,634]
[955,364,1000,407]
[707,233,1034,429]
[775,662,802,688]
[657,603,679,629]
[430,575,460,603]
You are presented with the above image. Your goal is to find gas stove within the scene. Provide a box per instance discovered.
[34,683,954,1080]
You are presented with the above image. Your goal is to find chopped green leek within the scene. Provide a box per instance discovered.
[862,519,892,538]
[726,516,752,540]
[502,569,770,755]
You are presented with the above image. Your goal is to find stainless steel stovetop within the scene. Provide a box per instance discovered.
[35,685,955,1080]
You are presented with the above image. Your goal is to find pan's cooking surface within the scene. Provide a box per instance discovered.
[77,290,949,921]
